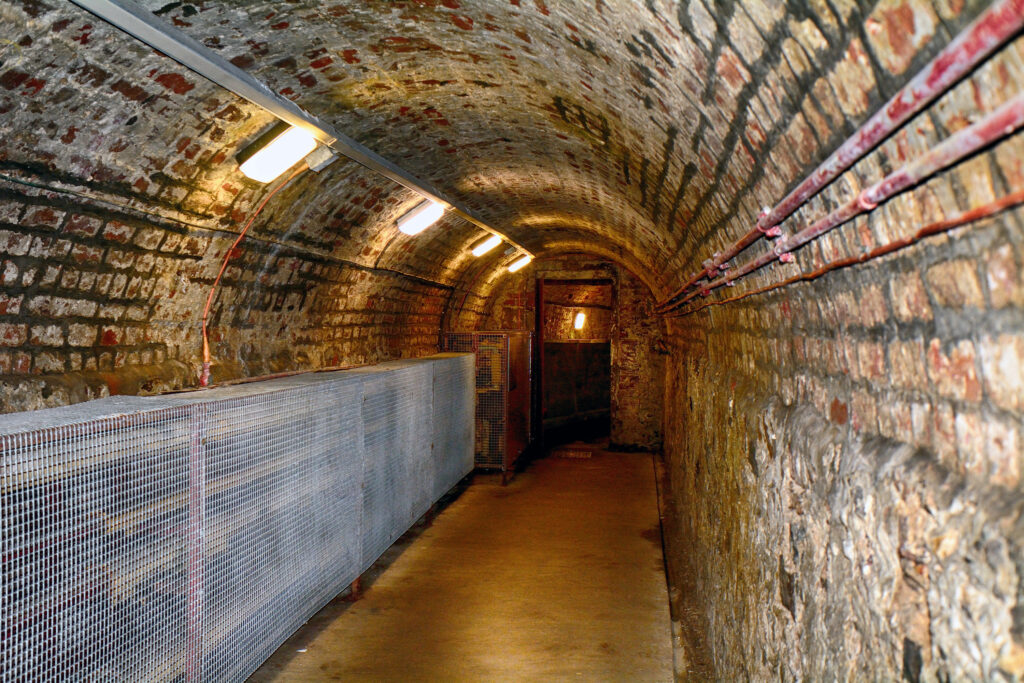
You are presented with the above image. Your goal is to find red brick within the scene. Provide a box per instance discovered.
[0,323,28,347]
[28,296,98,318]
[32,351,65,374]
[889,339,927,390]
[0,199,23,223]
[0,229,33,256]
[985,244,1023,308]
[23,206,65,230]
[64,214,103,237]
[857,341,886,381]
[0,293,22,316]
[979,334,1024,413]
[857,284,888,327]
[29,325,63,347]
[955,409,985,477]
[68,323,97,347]
[12,352,30,374]
[134,227,165,250]
[888,271,932,322]
[106,249,136,270]
[987,418,1021,488]
[102,220,135,243]
[926,339,981,401]
[0,261,17,286]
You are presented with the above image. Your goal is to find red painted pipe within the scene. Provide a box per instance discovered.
[200,165,307,387]
[676,91,1024,306]
[656,0,1024,312]
[668,187,1024,317]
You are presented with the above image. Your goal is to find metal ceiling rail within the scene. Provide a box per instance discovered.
[69,0,533,257]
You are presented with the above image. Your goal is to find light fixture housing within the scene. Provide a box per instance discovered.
[574,312,586,330]
[397,200,445,235]
[507,254,532,273]
[471,234,502,257]
[237,120,319,183]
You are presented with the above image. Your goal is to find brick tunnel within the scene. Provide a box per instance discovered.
[1,0,1023,679]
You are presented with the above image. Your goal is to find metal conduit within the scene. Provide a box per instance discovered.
[674,187,1024,317]
[668,90,1024,312]
[656,0,1024,313]
[68,0,533,258]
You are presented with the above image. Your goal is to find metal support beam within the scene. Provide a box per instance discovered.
[69,0,532,256]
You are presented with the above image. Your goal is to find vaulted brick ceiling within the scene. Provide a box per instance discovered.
[3,0,987,297]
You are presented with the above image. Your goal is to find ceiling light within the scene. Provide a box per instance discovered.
[238,121,319,183]
[507,254,532,273]
[574,312,586,330]
[398,200,445,235]
[471,234,502,257]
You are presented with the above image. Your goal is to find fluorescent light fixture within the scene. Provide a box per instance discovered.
[238,121,319,183]
[574,312,586,330]
[471,234,502,257]
[398,200,445,235]
[507,254,532,272]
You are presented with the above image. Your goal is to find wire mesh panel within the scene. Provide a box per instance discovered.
[179,376,364,682]
[1,403,195,681]
[444,333,509,470]
[0,354,473,682]
[351,362,433,571]
[430,353,475,500]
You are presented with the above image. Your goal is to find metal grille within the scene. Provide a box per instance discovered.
[430,354,476,501]
[351,361,433,570]
[445,333,509,469]
[0,354,473,682]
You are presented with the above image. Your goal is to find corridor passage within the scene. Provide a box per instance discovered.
[250,451,673,681]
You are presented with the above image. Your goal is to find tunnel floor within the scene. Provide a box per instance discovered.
[248,449,674,681]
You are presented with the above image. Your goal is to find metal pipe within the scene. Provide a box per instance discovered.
[69,0,532,256]
[674,91,1024,308]
[669,187,1024,317]
[657,0,1024,312]
[200,165,306,386]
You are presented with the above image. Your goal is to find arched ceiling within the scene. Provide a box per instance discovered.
[0,0,990,302]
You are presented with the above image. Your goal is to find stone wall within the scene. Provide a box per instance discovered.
[462,254,665,451]
[662,208,1024,679]
[0,185,449,412]
[2,0,1023,676]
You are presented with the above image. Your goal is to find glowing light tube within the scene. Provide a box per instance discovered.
[398,200,445,235]
[507,254,532,272]
[238,125,318,183]
[471,235,502,257]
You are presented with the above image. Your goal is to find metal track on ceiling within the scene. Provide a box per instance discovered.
[69,0,532,257]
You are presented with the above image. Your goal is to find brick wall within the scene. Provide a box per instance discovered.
[663,209,1024,678]
[0,186,450,412]
[2,0,1023,677]
[656,4,1024,677]
[455,254,665,451]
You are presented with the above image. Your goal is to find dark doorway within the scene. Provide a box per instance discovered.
[536,279,613,448]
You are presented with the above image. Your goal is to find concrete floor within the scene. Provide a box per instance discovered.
[249,451,674,682]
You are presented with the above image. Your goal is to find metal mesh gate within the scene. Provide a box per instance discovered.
[445,333,509,469]
[443,333,532,472]
[0,354,474,682]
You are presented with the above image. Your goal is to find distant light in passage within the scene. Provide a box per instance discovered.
[507,254,533,272]
[574,312,586,330]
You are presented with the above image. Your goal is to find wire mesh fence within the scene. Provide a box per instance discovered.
[443,333,531,472]
[0,354,474,682]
